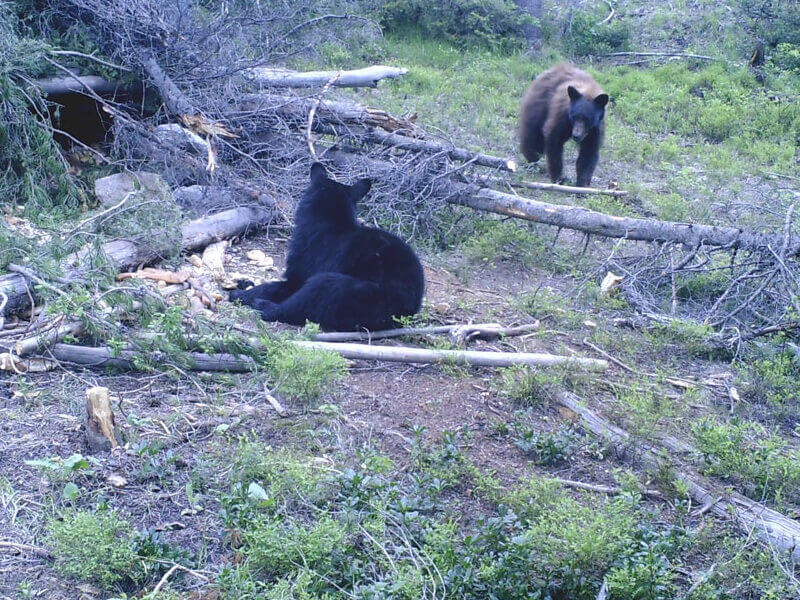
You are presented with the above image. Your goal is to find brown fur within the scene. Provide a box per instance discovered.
[519,63,607,187]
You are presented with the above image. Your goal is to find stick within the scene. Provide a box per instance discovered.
[13,320,84,356]
[549,477,662,498]
[312,322,539,343]
[603,51,715,60]
[293,341,608,370]
[515,179,627,197]
[264,385,288,417]
[247,65,408,88]
[556,391,800,561]
[0,541,51,558]
[47,344,256,372]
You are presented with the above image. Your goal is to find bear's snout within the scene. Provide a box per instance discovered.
[571,123,586,142]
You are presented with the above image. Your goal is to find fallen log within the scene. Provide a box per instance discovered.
[48,344,255,372]
[449,185,800,255]
[293,341,608,370]
[557,391,800,562]
[330,149,800,255]
[0,205,274,317]
[141,55,197,117]
[323,123,517,172]
[238,93,415,133]
[247,65,408,88]
[34,75,124,96]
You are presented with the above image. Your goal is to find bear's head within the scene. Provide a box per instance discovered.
[567,86,609,142]
[302,162,372,225]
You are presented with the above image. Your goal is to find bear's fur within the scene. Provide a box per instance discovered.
[519,63,609,188]
[229,163,425,331]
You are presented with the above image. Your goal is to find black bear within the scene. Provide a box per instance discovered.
[230,163,425,331]
[519,63,609,188]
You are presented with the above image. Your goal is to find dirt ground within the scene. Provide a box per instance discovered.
[0,226,751,599]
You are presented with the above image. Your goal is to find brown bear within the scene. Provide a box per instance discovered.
[519,63,609,188]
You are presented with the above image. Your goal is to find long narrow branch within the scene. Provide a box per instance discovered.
[247,65,408,88]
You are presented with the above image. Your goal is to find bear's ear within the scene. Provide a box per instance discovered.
[349,178,372,202]
[567,86,582,101]
[310,162,328,183]
[594,93,609,109]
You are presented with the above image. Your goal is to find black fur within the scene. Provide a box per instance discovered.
[229,163,425,331]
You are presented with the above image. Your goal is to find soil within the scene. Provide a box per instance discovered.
[0,227,749,599]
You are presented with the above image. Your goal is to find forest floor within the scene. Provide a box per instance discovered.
[2,8,800,600]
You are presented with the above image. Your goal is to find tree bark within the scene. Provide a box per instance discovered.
[0,205,274,317]
[85,386,120,453]
[247,65,408,88]
[557,391,800,562]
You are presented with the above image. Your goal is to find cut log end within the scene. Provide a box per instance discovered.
[85,386,120,453]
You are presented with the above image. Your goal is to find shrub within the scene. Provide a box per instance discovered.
[47,510,137,588]
[561,8,631,57]
[379,0,532,51]
[261,337,347,404]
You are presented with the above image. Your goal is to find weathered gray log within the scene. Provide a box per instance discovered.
[329,124,517,172]
[557,391,800,562]
[49,344,255,372]
[0,205,274,317]
[448,185,800,255]
[247,65,408,88]
[330,148,799,254]
[294,341,608,370]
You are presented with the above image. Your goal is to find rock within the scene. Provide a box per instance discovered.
[246,249,274,268]
[202,240,228,277]
[187,254,203,268]
[600,272,623,295]
[94,171,167,207]
[154,123,210,154]
[434,302,451,314]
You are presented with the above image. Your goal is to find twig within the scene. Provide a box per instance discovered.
[0,541,51,558]
[49,49,132,72]
[603,51,715,60]
[598,0,615,25]
[306,72,341,159]
[150,564,180,596]
[549,477,662,498]
[64,192,135,238]
[263,384,288,417]
[312,322,539,343]
[7,264,68,298]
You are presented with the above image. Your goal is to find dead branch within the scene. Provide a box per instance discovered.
[0,541,52,559]
[247,65,408,88]
[514,179,627,197]
[238,93,416,133]
[449,185,799,255]
[141,54,197,117]
[33,74,125,96]
[557,391,800,562]
[293,341,608,370]
[549,477,663,498]
[312,322,539,343]
[603,51,715,61]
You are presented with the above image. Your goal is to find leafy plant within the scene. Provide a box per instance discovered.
[47,510,137,588]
